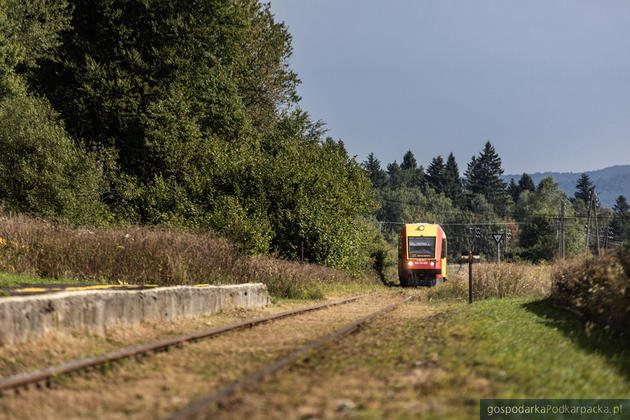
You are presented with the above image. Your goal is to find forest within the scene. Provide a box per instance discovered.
[365,143,630,262]
[1,0,628,276]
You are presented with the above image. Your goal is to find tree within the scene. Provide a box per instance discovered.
[514,176,582,259]
[0,94,107,223]
[519,214,557,262]
[443,153,462,204]
[574,173,594,203]
[25,0,300,181]
[0,0,107,224]
[426,155,445,193]
[507,178,519,202]
[612,195,630,242]
[387,161,403,189]
[614,195,630,216]
[464,141,507,214]
[401,150,417,170]
[397,150,424,188]
[362,153,387,189]
[518,173,536,193]
[508,173,535,204]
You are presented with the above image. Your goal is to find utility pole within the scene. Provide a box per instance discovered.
[593,191,601,257]
[468,251,473,304]
[497,241,501,265]
[559,201,565,259]
[585,189,593,256]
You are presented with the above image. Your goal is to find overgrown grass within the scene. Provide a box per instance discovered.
[263,297,630,418]
[437,299,630,397]
[0,213,380,299]
[428,262,552,301]
[551,244,630,336]
[0,271,96,287]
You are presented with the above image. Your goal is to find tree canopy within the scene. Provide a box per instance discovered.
[0,0,378,272]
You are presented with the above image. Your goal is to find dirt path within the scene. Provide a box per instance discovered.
[0,290,419,419]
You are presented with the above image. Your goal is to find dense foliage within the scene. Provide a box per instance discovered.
[364,140,626,262]
[0,0,377,272]
[551,243,630,336]
[1,0,626,273]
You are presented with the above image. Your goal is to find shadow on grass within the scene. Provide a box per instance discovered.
[523,299,630,381]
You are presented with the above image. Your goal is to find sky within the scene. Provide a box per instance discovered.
[269,0,630,175]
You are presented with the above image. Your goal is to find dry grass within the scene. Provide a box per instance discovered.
[428,262,552,301]
[0,292,407,419]
[0,213,378,298]
[551,244,630,336]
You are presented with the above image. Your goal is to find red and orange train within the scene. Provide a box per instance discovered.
[398,223,447,287]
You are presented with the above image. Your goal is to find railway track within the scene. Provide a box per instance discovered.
[0,293,369,394]
[166,296,410,420]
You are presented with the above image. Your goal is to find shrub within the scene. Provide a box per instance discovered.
[0,94,108,224]
[551,247,630,335]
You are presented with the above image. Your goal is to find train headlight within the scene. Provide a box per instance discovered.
[430,260,436,267]
[408,261,413,267]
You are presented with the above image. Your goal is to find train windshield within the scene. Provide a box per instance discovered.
[408,236,435,258]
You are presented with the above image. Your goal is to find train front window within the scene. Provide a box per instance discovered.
[408,237,435,258]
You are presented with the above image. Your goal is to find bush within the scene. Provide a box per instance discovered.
[551,247,630,335]
[0,94,108,224]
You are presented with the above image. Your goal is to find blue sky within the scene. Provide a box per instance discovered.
[269,0,630,174]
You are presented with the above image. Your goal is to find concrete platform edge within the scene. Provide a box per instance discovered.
[0,283,270,345]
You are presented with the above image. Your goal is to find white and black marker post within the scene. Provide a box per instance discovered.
[492,233,503,265]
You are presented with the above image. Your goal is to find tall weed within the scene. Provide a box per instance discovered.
[0,213,377,298]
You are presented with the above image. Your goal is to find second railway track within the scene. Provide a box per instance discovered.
[0,293,370,394]
[0,291,414,419]
[166,296,411,420]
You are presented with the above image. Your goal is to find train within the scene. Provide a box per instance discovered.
[398,223,447,287]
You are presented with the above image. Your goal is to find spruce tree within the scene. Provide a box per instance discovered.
[401,150,417,170]
[363,153,387,189]
[518,173,536,193]
[574,173,594,203]
[399,150,425,188]
[387,161,403,189]
[614,195,630,216]
[612,195,630,242]
[426,155,445,193]
[464,141,506,210]
[507,178,519,202]
[443,152,462,204]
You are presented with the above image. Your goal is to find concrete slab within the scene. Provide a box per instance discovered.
[0,283,270,345]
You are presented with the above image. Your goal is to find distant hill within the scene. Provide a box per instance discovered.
[503,165,630,208]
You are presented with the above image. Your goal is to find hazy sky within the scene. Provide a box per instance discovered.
[269,0,630,174]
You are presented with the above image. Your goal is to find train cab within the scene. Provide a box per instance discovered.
[398,223,447,287]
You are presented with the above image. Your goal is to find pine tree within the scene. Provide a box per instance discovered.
[464,141,506,210]
[612,195,630,242]
[443,152,462,204]
[518,173,536,193]
[614,195,630,216]
[426,155,445,193]
[574,173,594,203]
[362,153,387,189]
[400,150,417,170]
[507,178,519,202]
[398,150,425,189]
[387,161,403,189]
